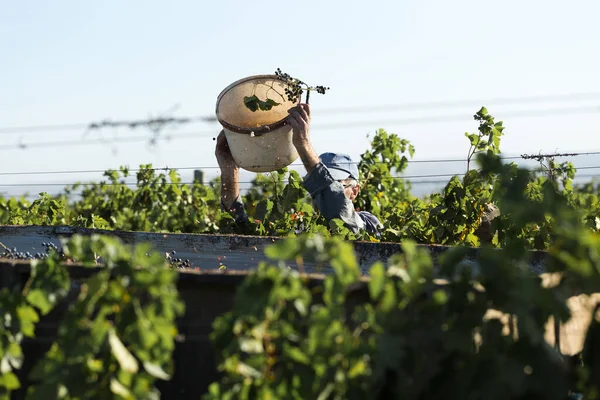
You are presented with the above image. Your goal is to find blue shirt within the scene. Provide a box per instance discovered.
[223,162,382,236]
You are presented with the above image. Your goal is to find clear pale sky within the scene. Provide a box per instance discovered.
[1,0,599,197]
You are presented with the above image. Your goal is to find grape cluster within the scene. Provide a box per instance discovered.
[274,68,294,83]
[314,85,330,95]
[165,250,192,269]
[274,68,330,103]
[1,244,195,270]
[276,68,304,103]
[283,85,304,103]
[0,242,65,260]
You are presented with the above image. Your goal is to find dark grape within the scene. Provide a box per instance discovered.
[0,241,63,261]
[274,68,329,103]
[1,242,195,270]
[164,250,193,270]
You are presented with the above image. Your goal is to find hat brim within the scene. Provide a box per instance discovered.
[302,166,357,181]
[328,167,353,181]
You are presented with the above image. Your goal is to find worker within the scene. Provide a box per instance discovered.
[215,103,382,236]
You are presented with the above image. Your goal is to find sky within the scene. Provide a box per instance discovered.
[1,0,600,198]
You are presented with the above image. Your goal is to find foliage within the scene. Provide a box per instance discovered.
[205,235,369,400]
[420,107,504,246]
[204,151,600,399]
[0,247,69,399]
[272,68,329,104]
[377,108,502,246]
[354,128,415,215]
[0,235,184,399]
[242,68,330,113]
[243,95,280,112]
[0,107,599,252]
[2,107,600,397]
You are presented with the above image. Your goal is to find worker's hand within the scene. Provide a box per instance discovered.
[287,103,320,174]
[215,130,238,171]
[287,104,311,150]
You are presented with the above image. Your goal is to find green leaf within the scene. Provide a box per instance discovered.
[243,95,259,112]
[294,298,307,316]
[265,237,301,260]
[239,338,264,354]
[87,359,104,373]
[379,282,397,312]
[235,361,262,379]
[467,133,480,146]
[368,262,386,299]
[16,305,39,337]
[92,215,110,229]
[109,329,139,374]
[258,98,281,111]
[317,383,335,400]
[285,345,310,365]
[136,318,159,349]
[348,359,368,379]
[168,169,180,184]
[26,289,53,315]
[432,289,448,305]
[255,199,274,222]
[6,343,23,370]
[143,361,171,380]
[110,377,133,399]
[1,372,20,390]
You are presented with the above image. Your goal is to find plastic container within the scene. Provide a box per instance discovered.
[215,75,300,172]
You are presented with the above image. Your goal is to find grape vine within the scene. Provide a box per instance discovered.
[242,68,330,112]
[0,108,599,252]
[0,119,599,397]
[204,150,600,399]
[0,235,184,399]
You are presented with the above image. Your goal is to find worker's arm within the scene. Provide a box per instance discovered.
[215,131,248,223]
[287,104,320,174]
[288,104,366,233]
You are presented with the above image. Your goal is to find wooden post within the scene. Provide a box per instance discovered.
[194,170,204,185]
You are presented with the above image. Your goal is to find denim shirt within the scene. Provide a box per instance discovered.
[222,162,382,236]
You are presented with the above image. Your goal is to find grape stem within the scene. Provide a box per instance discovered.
[264,83,286,102]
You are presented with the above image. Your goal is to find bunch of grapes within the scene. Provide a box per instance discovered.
[275,68,330,103]
[314,85,330,94]
[274,68,291,81]
[1,242,65,260]
[0,244,197,271]
[165,250,192,269]
[276,68,304,103]
[283,85,304,103]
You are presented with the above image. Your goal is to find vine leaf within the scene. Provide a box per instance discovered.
[143,361,171,380]
[17,305,39,337]
[255,199,274,222]
[258,98,280,111]
[243,95,259,112]
[368,262,385,299]
[284,344,310,365]
[2,372,20,390]
[264,237,301,260]
[26,289,54,315]
[108,329,139,374]
[110,378,132,398]
[243,96,281,112]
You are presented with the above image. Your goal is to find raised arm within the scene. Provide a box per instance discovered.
[287,104,366,234]
[215,131,247,222]
[287,104,320,175]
